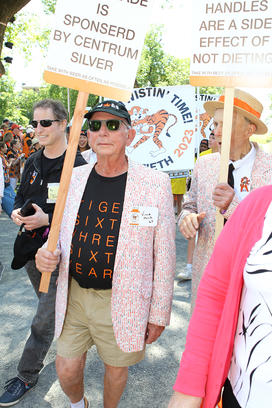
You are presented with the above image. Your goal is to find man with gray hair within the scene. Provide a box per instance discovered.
[36,99,175,408]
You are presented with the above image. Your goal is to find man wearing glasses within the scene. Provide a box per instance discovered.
[0,99,86,407]
[35,100,176,408]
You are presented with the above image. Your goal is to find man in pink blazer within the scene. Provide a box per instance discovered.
[36,100,176,408]
[178,89,272,309]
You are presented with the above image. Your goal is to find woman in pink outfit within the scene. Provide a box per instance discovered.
[169,185,272,408]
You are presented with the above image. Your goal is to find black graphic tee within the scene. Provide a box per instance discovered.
[70,167,127,289]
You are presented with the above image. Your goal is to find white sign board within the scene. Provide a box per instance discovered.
[190,0,272,87]
[44,0,154,101]
[125,86,195,172]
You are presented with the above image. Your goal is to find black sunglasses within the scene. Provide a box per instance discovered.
[30,119,60,128]
[89,119,129,132]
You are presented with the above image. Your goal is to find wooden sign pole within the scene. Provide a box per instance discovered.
[214,87,235,241]
[39,91,89,293]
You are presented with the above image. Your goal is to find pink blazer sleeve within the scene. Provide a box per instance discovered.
[173,188,269,397]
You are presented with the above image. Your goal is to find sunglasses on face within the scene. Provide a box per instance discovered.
[89,119,129,132]
[30,119,61,128]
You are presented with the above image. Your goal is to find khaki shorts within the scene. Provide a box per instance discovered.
[57,278,145,367]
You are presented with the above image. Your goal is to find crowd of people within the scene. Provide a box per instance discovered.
[0,119,92,219]
[0,121,36,217]
[0,89,271,408]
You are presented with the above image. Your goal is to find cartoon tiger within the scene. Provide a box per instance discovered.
[128,107,177,157]
[129,106,149,123]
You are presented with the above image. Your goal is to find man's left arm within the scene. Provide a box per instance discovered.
[148,173,176,333]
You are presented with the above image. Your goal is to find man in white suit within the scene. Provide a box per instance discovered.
[36,100,176,408]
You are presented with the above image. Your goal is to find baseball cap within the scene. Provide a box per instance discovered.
[84,100,131,125]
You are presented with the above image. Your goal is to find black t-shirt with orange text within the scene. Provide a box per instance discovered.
[69,167,127,289]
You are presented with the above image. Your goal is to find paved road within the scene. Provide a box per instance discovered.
[0,212,190,407]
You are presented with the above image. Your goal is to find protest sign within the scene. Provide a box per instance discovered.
[125,86,195,172]
[39,0,153,293]
[189,1,272,238]
[44,0,154,101]
[190,0,272,87]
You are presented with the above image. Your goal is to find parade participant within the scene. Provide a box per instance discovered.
[199,138,209,154]
[22,125,35,159]
[0,141,15,217]
[177,132,219,283]
[0,157,4,279]
[177,135,211,283]
[169,185,272,408]
[178,89,272,308]
[0,156,4,213]
[3,131,13,149]
[208,130,219,153]
[198,132,219,158]
[0,99,86,407]
[78,129,90,153]
[171,177,186,217]
[7,139,23,191]
[29,138,41,155]
[36,99,176,408]
[2,118,10,127]
[10,124,22,141]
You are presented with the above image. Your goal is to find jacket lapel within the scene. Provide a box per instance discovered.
[113,160,139,274]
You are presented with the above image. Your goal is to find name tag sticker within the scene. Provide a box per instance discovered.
[129,206,158,226]
[47,183,60,203]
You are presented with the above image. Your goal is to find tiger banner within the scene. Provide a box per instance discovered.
[189,0,272,240]
[125,85,195,176]
[196,93,219,149]
[39,0,154,293]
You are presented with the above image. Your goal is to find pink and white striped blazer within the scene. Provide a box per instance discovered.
[54,160,176,352]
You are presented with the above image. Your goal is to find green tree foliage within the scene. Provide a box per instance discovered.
[136,26,167,87]
[1,3,222,125]
[160,55,190,86]
[136,25,221,96]
[0,0,31,75]
[0,74,35,124]
[41,0,57,14]
[4,11,51,64]
[0,74,16,122]
[136,25,190,87]
[0,73,98,125]
[44,85,98,123]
